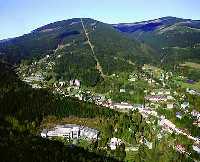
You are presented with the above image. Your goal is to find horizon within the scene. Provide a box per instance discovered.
[1,0,199,40]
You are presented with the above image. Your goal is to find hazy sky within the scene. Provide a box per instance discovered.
[0,0,199,39]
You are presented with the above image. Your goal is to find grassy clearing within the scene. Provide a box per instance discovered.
[40,116,108,130]
[180,62,200,69]
[178,81,200,91]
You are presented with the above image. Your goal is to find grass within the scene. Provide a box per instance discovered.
[180,62,200,69]
[178,80,200,91]
[125,150,138,161]
[40,116,108,130]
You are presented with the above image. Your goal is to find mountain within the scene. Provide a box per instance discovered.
[113,17,200,66]
[113,16,200,48]
[0,18,158,86]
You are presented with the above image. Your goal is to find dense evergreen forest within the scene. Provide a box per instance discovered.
[0,61,148,161]
[0,61,122,162]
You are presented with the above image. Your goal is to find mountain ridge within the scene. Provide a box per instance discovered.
[0,18,158,86]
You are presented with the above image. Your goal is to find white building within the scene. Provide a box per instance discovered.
[108,137,123,150]
[80,127,99,140]
[176,112,183,119]
[32,84,42,89]
[193,144,200,154]
[74,79,80,87]
[112,102,133,110]
[167,103,174,109]
[70,79,81,88]
[41,124,99,141]
[145,95,167,102]
[181,102,189,109]
[140,138,153,149]
[41,129,48,138]
[59,81,65,87]
[191,110,200,118]
[119,89,126,93]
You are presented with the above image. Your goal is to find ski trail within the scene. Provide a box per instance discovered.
[80,18,106,79]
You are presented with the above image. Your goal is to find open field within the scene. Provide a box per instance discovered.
[40,116,107,130]
[178,80,200,91]
[180,62,200,69]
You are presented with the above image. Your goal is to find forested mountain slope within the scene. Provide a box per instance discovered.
[0,18,158,86]
[114,17,200,65]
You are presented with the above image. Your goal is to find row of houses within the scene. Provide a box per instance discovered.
[186,88,200,96]
[41,124,99,141]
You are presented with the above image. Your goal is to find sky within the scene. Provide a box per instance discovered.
[0,0,199,40]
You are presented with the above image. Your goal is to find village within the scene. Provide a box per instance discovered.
[18,57,200,159]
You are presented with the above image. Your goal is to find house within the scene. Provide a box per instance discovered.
[193,119,200,127]
[112,102,133,110]
[132,104,144,110]
[145,140,153,149]
[157,133,163,140]
[128,78,136,82]
[176,144,186,154]
[181,102,189,109]
[193,143,200,154]
[167,95,174,100]
[75,94,83,101]
[145,95,167,102]
[139,138,152,149]
[74,79,80,87]
[139,108,158,118]
[93,95,106,103]
[176,112,182,119]
[41,129,48,138]
[32,84,42,89]
[108,137,123,150]
[186,88,196,95]
[59,81,65,87]
[119,89,126,93]
[191,110,200,118]
[57,55,61,58]
[167,102,174,109]
[70,79,81,87]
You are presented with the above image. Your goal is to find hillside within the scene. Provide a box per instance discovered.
[0,61,125,162]
[113,17,200,66]
[0,18,158,86]
[113,17,200,48]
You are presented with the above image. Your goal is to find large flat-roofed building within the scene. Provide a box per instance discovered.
[41,124,99,141]
[111,102,133,110]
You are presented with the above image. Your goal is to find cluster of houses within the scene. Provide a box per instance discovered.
[23,73,44,83]
[145,89,175,109]
[186,88,200,96]
[22,73,45,89]
[41,124,99,141]
[21,61,200,156]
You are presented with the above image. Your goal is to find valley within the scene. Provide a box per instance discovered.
[1,17,200,162]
